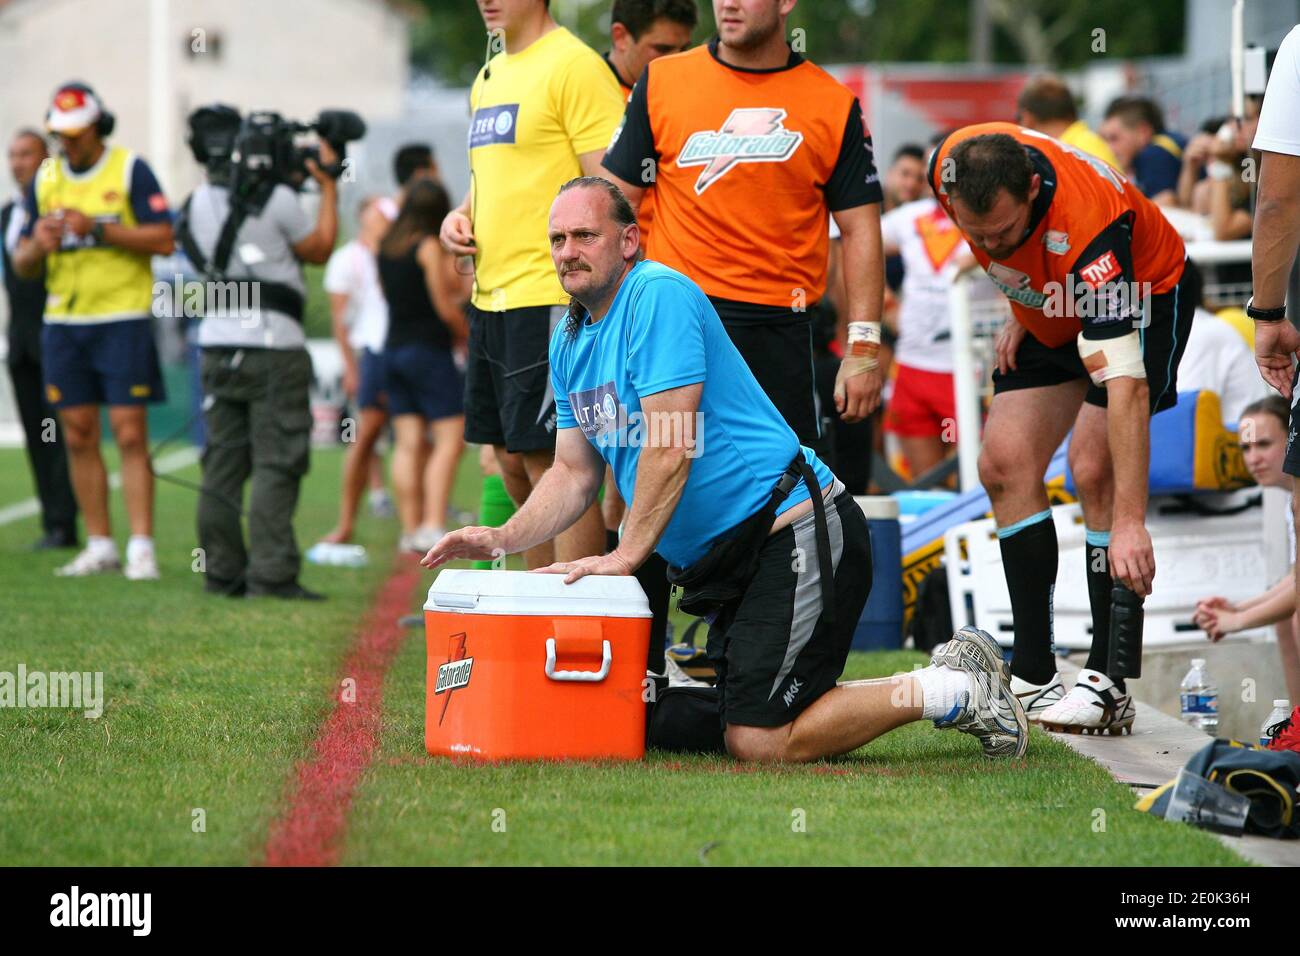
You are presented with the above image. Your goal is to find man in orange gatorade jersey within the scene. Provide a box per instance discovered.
[601,0,886,460]
[929,123,1195,736]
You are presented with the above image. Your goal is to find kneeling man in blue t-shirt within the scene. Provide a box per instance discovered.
[423,177,1027,763]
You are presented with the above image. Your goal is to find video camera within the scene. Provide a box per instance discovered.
[187,105,366,214]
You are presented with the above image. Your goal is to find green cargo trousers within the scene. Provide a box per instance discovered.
[198,347,313,590]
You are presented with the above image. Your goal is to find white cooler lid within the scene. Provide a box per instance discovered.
[425,569,653,617]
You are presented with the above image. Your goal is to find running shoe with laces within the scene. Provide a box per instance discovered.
[930,625,1028,759]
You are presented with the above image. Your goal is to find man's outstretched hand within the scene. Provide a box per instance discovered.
[420,526,509,570]
[535,551,634,585]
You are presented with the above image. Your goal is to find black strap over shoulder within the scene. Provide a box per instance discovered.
[667,453,837,624]
[175,192,306,323]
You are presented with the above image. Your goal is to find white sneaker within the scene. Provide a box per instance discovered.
[399,532,430,555]
[124,549,160,580]
[1011,673,1067,724]
[55,546,122,577]
[1038,668,1136,735]
[930,626,1028,759]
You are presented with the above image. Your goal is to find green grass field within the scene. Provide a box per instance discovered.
[0,443,1242,866]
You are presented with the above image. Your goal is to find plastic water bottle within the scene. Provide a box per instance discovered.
[1179,658,1219,734]
[1261,699,1291,747]
[305,543,368,567]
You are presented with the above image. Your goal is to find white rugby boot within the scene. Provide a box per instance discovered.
[1037,668,1136,735]
[1011,673,1067,724]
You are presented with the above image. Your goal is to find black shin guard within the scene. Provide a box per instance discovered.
[998,514,1059,685]
[1083,537,1114,677]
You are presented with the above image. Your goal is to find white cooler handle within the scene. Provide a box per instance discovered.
[545,637,611,682]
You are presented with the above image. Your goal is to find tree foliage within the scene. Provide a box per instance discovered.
[409,0,1186,86]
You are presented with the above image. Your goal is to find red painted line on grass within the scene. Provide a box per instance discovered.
[262,559,422,867]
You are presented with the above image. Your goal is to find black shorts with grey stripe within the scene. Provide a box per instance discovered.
[705,487,874,729]
[463,303,563,453]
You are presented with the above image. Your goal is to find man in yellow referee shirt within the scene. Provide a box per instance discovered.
[12,83,174,580]
[440,0,625,567]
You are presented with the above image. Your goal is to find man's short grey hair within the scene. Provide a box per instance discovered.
[557,176,638,228]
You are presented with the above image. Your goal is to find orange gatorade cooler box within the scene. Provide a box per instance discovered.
[424,569,652,761]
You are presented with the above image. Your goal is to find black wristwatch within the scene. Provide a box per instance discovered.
[1246,296,1287,322]
[91,220,106,244]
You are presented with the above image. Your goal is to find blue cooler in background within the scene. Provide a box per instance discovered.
[852,496,903,650]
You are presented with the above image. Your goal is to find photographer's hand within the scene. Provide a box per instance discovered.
[306,140,340,185]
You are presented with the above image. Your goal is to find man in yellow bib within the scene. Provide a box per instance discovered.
[12,83,174,579]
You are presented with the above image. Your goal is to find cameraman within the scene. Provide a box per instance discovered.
[180,106,339,600]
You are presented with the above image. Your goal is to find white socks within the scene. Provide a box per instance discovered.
[914,665,973,722]
[126,535,154,565]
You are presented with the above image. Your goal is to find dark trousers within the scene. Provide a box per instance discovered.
[6,349,78,536]
[198,347,312,589]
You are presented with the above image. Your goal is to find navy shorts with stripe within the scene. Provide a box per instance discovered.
[42,318,166,408]
[992,258,1197,415]
[705,487,874,729]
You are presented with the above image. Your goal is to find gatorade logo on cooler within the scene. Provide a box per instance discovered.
[436,632,473,724]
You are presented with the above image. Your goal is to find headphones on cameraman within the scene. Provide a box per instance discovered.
[47,81,115,137]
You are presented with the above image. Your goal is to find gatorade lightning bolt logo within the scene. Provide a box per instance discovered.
[677,108,803,194]
[435,632,473,725]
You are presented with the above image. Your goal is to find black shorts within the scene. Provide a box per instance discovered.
[992,258,1198,414]
[1285,368,1300,479]
[463,304,563,453]
[706,488,873,729]
[716,311,821,446]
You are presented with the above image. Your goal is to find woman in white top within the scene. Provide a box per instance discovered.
[1195,396,1300,702]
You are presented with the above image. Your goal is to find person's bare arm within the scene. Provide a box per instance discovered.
[1208,176,1253,241]
[99,220,175,256]
[50,208,174,257]
[11,216,61,279]
[607,384,698,569]
[578,149,607,179]
[418,237,468,341]
[1251,151,1300,394]
[290,182,338,265]
[1105,375,1155,596]
[1205,571,1297,639]
[420,427,605,569]
[328,290,358,397]
[537,383,699,583]
[1150,189,1178,208]
[831,203,885,423]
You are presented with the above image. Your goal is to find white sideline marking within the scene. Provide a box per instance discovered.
[0,447,199,527]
